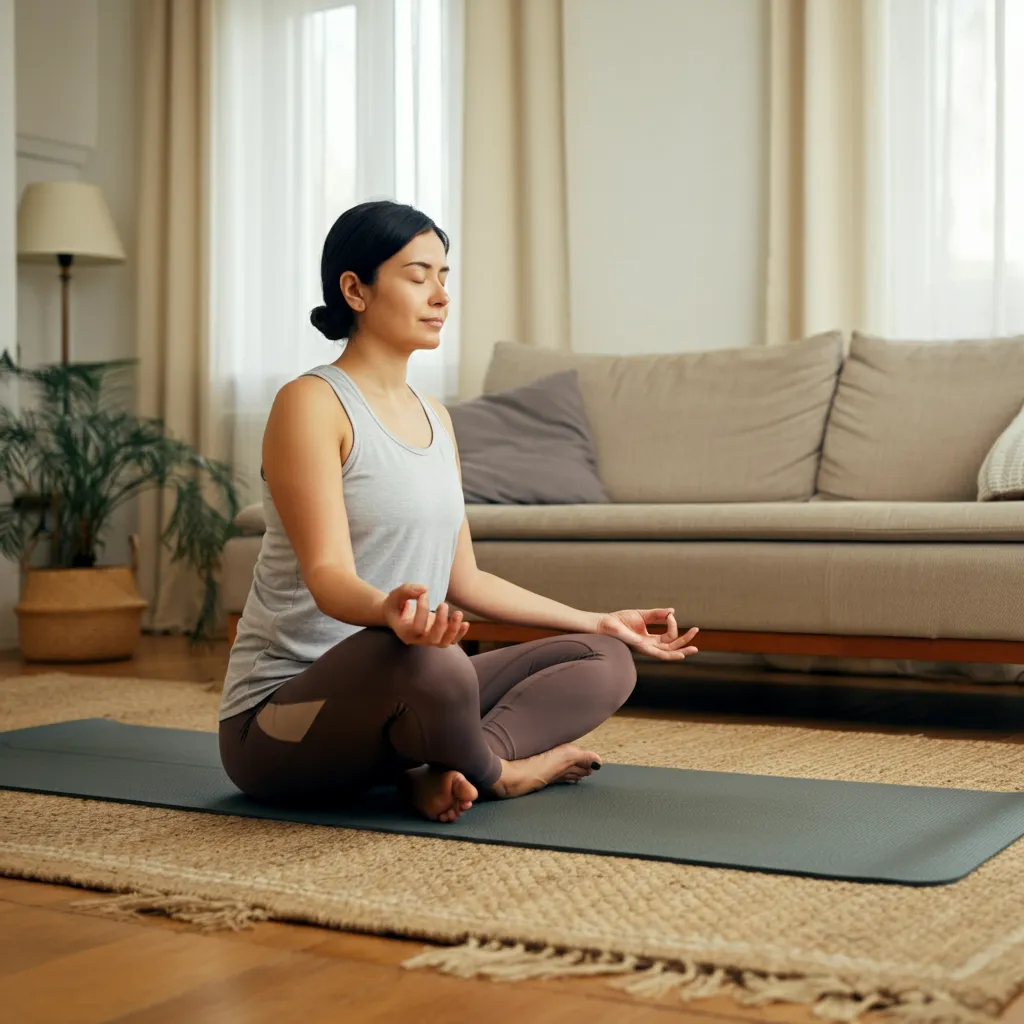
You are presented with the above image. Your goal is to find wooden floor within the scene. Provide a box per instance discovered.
[1,636,1023,1023]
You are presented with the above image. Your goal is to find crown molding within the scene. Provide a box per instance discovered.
[16,133,91,169]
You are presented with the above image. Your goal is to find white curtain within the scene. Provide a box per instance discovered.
[873,0,1024,339]
[208,0,463,506]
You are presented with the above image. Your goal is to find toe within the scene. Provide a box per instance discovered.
[453,773,478,803]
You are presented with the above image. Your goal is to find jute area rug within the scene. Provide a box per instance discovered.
[0,673,1022,1024]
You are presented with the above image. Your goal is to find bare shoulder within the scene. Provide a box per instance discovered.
[271,374,351,437]
[275,373,339,408]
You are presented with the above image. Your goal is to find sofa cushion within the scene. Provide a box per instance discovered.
[817,331,1024,501]
[464,500,1024,541]
[468,539,1024,641]
[447,370,609,504]
[482,333,844,503]
[231,489,1024,543]
[978,399,1024,501]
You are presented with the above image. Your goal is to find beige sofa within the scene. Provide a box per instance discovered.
[222,331,1024,675]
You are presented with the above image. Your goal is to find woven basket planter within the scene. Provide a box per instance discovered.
[15,563,149,663]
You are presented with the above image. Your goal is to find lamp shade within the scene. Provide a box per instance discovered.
[17,181,126,265]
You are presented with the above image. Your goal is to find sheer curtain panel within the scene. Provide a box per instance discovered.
[208,0,463,506]
[876,0,1024,339]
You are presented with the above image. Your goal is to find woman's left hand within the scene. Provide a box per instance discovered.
[594,608,698,661]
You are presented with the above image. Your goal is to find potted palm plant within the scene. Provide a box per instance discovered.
[0,352,240,660]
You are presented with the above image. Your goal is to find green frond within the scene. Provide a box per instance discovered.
[0,356,240,638]
[0,504,30,562]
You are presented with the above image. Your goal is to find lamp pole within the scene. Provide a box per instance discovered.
[58,253,72,365]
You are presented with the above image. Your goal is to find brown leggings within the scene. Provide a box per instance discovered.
[219,627,637,808]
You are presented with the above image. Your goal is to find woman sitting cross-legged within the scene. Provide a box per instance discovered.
[218,200,700,822]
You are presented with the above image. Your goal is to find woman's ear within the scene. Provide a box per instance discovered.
[339,270,366,312]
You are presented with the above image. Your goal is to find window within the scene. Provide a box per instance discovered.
[209,0,462,504]
[879,0,1024,338]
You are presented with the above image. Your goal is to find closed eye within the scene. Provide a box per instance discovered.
[404,259,450,284]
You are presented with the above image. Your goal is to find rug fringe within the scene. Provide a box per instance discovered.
[60,890,1004,1023]
[403,936,643,981]
[69,888,270,933]
[400,937,1002,1024]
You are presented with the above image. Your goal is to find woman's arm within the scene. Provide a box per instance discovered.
[426,396,601,634]
[263,376,389,627]
[454,562,601,633]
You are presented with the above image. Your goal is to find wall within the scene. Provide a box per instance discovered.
[0,0,19,649]
[15,0,138,548]
[16,0,99,160]
[563,0,768,354]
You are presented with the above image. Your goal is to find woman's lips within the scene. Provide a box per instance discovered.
[421,319,444,328]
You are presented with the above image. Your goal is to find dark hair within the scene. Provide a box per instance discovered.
[310,200,450,341]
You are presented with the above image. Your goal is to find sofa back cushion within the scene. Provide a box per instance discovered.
[482,332,844,503]
[448,370,609,504]
[817,331,1024,501]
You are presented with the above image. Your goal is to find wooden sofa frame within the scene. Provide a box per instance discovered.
[226,614,1024,666]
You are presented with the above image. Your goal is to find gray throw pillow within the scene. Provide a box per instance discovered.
[448,370,609,504]
[978,399,1024,501]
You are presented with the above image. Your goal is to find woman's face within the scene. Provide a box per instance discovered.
[340,230,449,349]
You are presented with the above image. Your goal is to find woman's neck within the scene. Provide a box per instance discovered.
[333,335,410,399]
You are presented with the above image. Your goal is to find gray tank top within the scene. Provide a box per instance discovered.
[219,363,465,721]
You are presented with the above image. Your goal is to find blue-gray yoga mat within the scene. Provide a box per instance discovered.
[2,717,1022,886]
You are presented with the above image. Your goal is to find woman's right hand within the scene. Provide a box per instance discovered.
[382,582,470,647]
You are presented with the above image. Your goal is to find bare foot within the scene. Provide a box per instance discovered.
[398,764,478,822]
[485,744,603,800]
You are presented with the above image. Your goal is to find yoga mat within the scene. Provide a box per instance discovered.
[1,718,1022,886]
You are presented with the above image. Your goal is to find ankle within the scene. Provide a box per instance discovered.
[487,758,513,797]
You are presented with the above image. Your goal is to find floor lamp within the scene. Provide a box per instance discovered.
[16,181,126,365]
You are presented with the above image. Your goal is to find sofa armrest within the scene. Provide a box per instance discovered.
[234,503,266,535]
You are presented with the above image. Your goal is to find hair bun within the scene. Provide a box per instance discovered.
[309,303,349,341]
